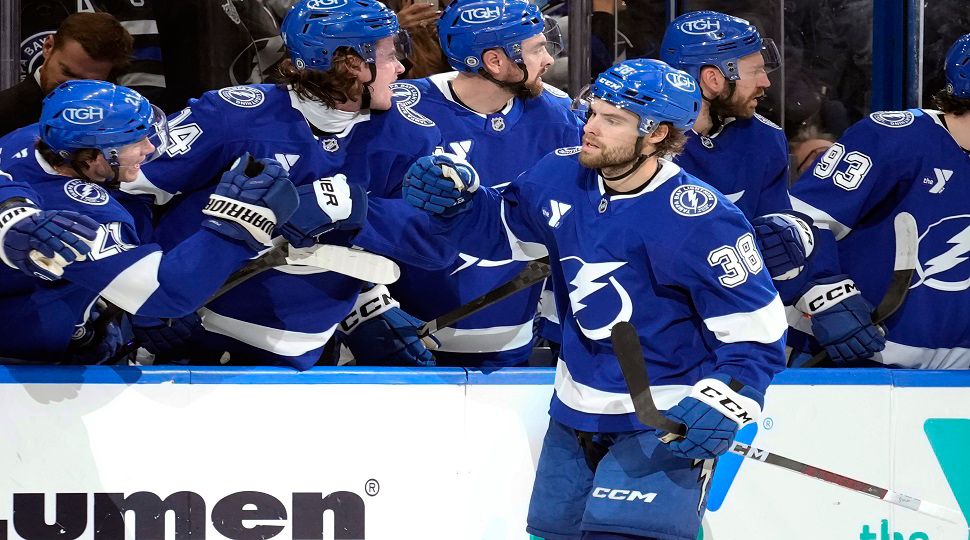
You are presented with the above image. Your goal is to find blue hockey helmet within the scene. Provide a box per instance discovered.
[944,33,970,98]
[281,0,409,72]
[39,79,169,166]
[660,10,780,82]
[577,59,702,134]
[438,0,563,73]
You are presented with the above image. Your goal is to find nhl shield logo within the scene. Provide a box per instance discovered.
[64,179,110,206]
[670,184,717,217]
[490,117,505,132]
[700,136,714,149]
[322,138,339,152]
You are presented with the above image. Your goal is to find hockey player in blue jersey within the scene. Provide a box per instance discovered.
[386,0,583,367]
[124,0,446,369]
[759,33,970,369]
[403,59,786,540]
[0,80,298,362]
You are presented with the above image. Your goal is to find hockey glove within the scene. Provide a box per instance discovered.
[278,174,368,248]
[202,154,299,251]
[797,275,886,363]
[132,313,204,356]
[337,284,439,367]
[403,153,479,218]
[661,374,763,460]
[68,300,133,364]
[752,211,815,280]
[0,201,98,281]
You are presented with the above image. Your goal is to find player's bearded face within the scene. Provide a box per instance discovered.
[579,102,641,170]
[509,33,555,99]
[709,52,771,119]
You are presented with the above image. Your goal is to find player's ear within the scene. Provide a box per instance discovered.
[480,49,505,77]
[645,123,670,147]
[42,35,54,61]
[699,65,725,94]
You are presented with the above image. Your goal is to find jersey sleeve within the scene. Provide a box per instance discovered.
[61,224,256,317]
[123,93,234,205]
[752,127,793,216]
[665,209,787,394]
[0,169,41,204]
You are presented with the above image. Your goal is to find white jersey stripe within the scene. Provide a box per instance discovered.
[200,308,337,357]
[703,294,787,344]
[554,359,690,415]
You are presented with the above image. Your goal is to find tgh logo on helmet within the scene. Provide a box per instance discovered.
[682,19,721,35]
[307,0,349,10]
[665,72,696,92]
[460,6,501,24]
[63,107,105,125]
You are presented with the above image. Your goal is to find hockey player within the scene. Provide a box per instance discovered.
[386,0,584,367]
[403,58,786,540]
[125,0,446,369]
[759,33,970,369]
[0,80,298,362]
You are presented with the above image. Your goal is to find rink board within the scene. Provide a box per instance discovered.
[0,367,967,540]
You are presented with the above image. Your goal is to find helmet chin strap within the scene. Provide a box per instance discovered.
[599,137,661,182]
[480,62,529,93]
[360,63,377,110]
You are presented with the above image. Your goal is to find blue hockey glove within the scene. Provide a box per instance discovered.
[132,313,204,355]
[202,154,299,251]
[752,211,815,280]
[68,300,133,364]
[278,174,368,248]
[796,275,886,363]
[337,284,439,367]
[403,153,479,217]
[0,202,98,281]
[661,374,764,460]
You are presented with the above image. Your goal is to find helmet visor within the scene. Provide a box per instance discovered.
[104,105,170,168]
[543,17,564,57]
[738,37,781,80]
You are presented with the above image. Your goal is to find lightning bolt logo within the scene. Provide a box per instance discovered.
[563,256,632,340]
[913,217,970,292]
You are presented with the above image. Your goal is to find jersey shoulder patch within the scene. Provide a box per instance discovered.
[753,113,782,131]
[390,81,435,127]
[63,179,111,206]
[669,184,718,217]
[217,86,266,109]
[869,110,916,128]
[543,83,569,99]
[555,146,581,156]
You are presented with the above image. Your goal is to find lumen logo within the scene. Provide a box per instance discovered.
[858,520,929,540]
[0,490,365,539]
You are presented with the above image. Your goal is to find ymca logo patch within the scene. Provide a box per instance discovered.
[390,82,435,127]
[64,179,110,206]
[870,110,915,128]
[217,86,265,108]
[542,200,572,228]
[670,184,717,217]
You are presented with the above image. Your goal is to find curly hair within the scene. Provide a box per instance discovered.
[273,51,366,109]
[653,123,688,158]
[931,88,970,116]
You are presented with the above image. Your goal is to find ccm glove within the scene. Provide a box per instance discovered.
[278,174,368,248]
[403,153,479,217]
[67,300,132,364]
[797,275,886,363]
[132,313,204,356]
[0,200,98,281]
[752,211,815,280]
[202,154,299,251]
[337,284,439,367]
[661,374,763,460]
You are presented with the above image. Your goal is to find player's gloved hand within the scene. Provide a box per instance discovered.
[660,374,763,460]
[752,211,815,280]
[403,153,479,217]
[202,153,299,251]
[278,174,368,248]
[131,313,204,356]
[67,300,132,364]
[0,202,98,281]
[796,275,886,363]
[337,284,439,367]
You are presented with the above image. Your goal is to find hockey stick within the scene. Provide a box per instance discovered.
[417,257,550,338]
[610,321,965,526]
[800,211,918,367]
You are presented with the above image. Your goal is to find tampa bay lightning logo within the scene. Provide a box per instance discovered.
[63,179,110,206]
[217,86,265,108]
[670,184,717,217]
[870,110,915,128]
[562,256,632,340]
[390,82,435,127]
[912,215,970,292]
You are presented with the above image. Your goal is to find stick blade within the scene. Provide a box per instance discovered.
[611,322,687,435]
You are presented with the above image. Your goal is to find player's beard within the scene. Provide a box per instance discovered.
[512,76,545,100]
[709,85,763,120]
[579,139,639,173]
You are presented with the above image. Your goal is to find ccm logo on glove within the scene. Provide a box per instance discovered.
[690,378,761,427]
[203,196,276,236]
[797,278,860,314]
[340,284,398,333]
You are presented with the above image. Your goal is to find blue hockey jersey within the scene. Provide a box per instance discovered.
[787,109,970,369]
[0,126,259,360]
[425,151,787,432]
[131,84,448,369]
[386,73,585,366]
